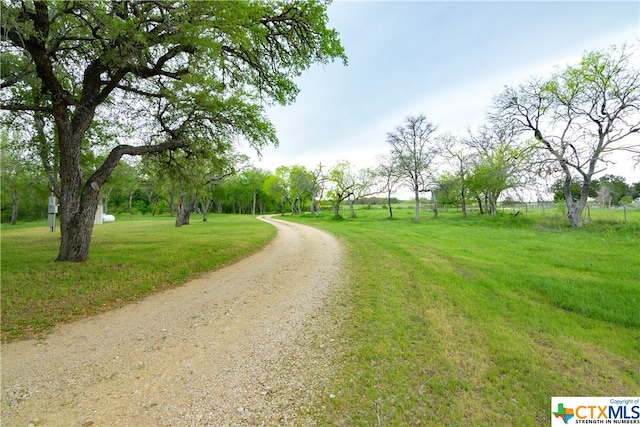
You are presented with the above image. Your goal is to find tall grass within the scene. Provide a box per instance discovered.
[1,215,275,341]
[284,207,640,425]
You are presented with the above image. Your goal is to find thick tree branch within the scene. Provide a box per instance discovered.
[114,84,163,98]
[1,104,52,112]
[87,137,188,192]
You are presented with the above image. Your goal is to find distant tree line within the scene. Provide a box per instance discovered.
[3,132,639,225]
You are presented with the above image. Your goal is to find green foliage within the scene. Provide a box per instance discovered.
[0,131,50,222]
[435,172,462,205]
[552,175,632,205]
[593,174,632,205]
[288,165,315,213]
[326,160,358,218]
[621,195,633,205]
[550,177,587,202]
[631,182,640,200]
[263,171,289,214]
[465,129,529,215]
[1,0,346,260]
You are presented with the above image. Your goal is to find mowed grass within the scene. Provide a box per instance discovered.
[2,207,638,424]
[1,215,275,342]
[283,208,640,426]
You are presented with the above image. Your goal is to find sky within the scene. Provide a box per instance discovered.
[243,0,640,187]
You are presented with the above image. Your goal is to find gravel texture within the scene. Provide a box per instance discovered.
[1,215,344,426]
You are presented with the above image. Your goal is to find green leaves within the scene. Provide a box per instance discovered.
[2,0,345,259]
[2,0,346,147]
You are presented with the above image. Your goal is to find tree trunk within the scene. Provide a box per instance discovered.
[104,187,114,216]
[387,191,393,219]
[176,194,195,227]
[57,199,99,261]
[567,206,583,227]
[460,188,467,218]
[128,190,135,212]
[334,200,341,218]
[414,188,420,221]
[199,198,212,222]
[564,174,590,227]
[56,122,101,261]
[146,191,158,216]
[201,204,208,222]
[251,192,257,215]
[432,191,438,219]
[34,111,60,197]
[10,192,20,225]
[475,196,482,214]
[348,199,356,218]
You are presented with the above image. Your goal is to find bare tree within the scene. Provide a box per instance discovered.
[596,186,612,208]
[386,114,438,221]
[491,45,640,227]
[310,162,326,214]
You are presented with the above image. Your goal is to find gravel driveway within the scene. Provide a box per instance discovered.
[1,215,344,426]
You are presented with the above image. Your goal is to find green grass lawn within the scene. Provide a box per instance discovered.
[282,207,640,425]
[0,214,275,341]
[2,207,638,425]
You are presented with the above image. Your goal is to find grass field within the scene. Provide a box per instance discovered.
[0,215,275,341]
[1,207,639,425]
[283,207,640,425]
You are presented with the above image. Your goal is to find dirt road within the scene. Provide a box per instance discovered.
[1,216,344,426]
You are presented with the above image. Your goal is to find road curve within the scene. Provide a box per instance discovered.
[1,215,343,426]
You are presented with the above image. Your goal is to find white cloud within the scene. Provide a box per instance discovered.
[244,1,640,186]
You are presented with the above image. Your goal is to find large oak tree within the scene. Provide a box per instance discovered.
[1,0,345,261]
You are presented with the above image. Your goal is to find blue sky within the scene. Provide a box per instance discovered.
[245,1,640,183]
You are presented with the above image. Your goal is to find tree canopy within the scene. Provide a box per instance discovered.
[491,44,640,226]
[1,0,346,261]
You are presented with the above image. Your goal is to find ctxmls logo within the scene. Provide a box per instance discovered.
[551,397,640,426]
[553,403,575,424]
